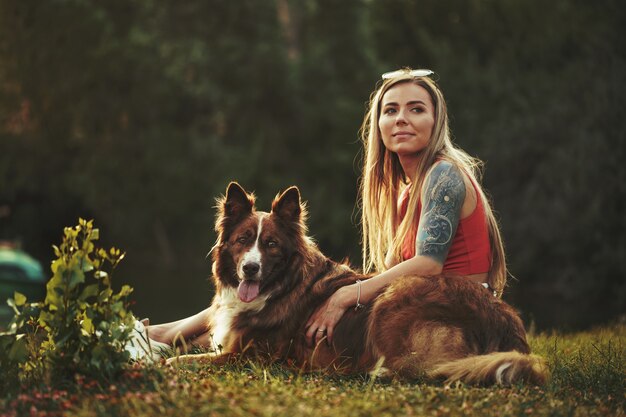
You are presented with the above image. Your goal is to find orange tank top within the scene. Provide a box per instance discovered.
[398,179,491,275]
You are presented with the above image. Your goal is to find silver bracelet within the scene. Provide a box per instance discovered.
[355,279,365,311]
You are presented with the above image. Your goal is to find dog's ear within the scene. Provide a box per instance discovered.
[223,182,254,218]
[271,186,301,222]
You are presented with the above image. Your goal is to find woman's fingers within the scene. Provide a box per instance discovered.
[324,309,342,345]
[306,318,330,347]
[305,306,322,345]
[305,312,318,329]
[305,289,350,347]
[326,323,335,345]
[314,325,327,346]
[312,311,341,347]
[305,323,318,346]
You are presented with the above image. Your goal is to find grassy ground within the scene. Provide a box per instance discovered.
[1,323,624,417]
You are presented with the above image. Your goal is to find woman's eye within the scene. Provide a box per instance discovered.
[383,108,396,115]
[411,107,424,113]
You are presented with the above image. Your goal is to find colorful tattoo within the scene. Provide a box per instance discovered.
[416,162,466,264]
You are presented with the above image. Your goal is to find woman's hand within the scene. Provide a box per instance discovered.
[305,285,355,347]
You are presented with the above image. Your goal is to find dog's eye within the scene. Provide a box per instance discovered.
[267,240,278,248]
[236,237,247,244]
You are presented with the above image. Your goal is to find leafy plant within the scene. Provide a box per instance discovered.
[0,295,39,394]
[0,219,136,392]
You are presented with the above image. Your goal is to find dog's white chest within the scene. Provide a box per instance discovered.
[210,288,268,351]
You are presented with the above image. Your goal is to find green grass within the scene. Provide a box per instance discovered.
[2,323,624,417]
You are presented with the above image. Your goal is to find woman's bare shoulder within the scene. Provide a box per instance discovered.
[423,160,476,218]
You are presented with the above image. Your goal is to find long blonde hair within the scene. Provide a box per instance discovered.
[358,70,508,296]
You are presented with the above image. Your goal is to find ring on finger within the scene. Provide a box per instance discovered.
[317,329,326,333]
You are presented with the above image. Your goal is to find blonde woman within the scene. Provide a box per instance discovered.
[146,68,507,352]
[305,68,507,346]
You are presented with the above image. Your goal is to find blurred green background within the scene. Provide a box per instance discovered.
[0,0,624,330]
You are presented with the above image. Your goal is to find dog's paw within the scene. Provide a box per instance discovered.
[369,365,393,380]
[166,353,208,368]
[166,355,190,367]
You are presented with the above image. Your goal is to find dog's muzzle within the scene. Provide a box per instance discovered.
[242,262,260,278]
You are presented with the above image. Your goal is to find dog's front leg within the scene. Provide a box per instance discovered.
[166,351,239,367]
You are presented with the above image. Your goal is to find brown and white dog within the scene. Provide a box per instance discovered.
[170,182,547,385]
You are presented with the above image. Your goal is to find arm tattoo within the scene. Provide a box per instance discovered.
[416,162,466,264]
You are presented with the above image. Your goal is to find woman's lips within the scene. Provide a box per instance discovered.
[393,131,415,139]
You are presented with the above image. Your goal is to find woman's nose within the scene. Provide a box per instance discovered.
[395,110,408,125]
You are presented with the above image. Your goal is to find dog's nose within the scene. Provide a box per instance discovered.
[243,262,260,277]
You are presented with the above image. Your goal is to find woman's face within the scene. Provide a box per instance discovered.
[378,82,435,157]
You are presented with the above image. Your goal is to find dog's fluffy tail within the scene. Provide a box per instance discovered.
[428,351,549,386]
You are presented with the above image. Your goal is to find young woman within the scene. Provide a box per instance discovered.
[305,68,506,346]
[146,68,507,350]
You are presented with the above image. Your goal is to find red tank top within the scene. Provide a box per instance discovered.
[398,178,491,275]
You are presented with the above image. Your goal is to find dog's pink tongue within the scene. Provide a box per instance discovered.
[237,280,260,303]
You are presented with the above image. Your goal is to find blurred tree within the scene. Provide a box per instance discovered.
[279,0,377,262]
[0,0,623,328]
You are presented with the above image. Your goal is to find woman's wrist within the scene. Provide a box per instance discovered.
[354,279,366,310]
[336,284,357,309]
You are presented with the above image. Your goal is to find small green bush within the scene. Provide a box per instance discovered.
[0,219,136,393]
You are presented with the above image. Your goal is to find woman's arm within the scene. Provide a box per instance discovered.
[345,255,443,304]
[306,161,466,345]
[354,161,467,302]
[304,255,445,346]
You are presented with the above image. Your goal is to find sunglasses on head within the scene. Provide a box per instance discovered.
[381,69,434,80]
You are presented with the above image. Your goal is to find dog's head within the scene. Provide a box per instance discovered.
[212,182,309,303]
